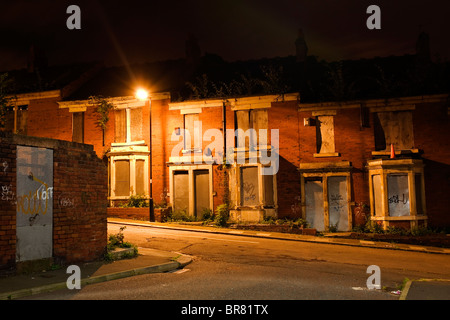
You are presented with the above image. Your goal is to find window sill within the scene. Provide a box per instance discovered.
[371,149,419,156]
[313,152,340,158]
[111,140,146,147]
[371,215,427,221]
[182,148,203,154]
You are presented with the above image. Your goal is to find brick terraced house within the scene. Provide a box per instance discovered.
[2,42,450,233]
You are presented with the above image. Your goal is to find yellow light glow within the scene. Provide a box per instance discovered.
[136,88,149,100]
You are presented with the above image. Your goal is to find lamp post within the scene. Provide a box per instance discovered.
[136,88,154,221]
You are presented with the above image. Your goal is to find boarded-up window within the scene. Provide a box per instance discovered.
[241,166,259,206]
[17,108,28,134]
[251,109,268,146]
[387,174,410,216]
[235,109,268,149]
[184,113,199,150]
[316,115,335,154]
[4,106,28,134]
[375,111,414,151]
[72,112,84,143]
[135,159,145,195]
[130,107,143,142]
[236,110,250,148]
[372,175,383,216]
[115,160,130,196]
[115,109,127,143]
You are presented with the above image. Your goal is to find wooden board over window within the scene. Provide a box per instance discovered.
[184,113,199,150]
[236,109,268,149]
[376,111,414,151]
[115,160,130,197]
[250,109,268,146]
[72,112,84,143]
[115,109,126,143]
[130,107,143,142]
[316,115,335,154]
[135,159,145,195]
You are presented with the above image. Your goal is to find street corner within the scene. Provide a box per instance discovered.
[172,252,194,268]
[400,279,450,300]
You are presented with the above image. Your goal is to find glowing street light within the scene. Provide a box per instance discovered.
[136,88,149,101]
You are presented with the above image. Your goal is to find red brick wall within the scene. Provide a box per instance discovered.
[151,98,173,207]
[270,101,301,218]
[107,207,150,221]
[0,132,108,269]
[334,108,374,209]
[0,137,16,268]
[27,97,72,142]
[413,102,450,228]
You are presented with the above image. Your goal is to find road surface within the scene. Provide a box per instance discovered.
[25,222,450,300]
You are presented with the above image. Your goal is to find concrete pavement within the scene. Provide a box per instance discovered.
[400,279,450,300]
[0,247,192,300]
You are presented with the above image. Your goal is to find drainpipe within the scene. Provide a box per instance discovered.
[222,101,229,207]
[149,98,154,221]
[223,102,226,162]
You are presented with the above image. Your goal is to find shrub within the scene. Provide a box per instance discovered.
[105,226,138,261]
[168,210,197,222]
[120,194,149,208]
[214,204,229,227]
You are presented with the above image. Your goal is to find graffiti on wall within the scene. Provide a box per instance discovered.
[16,173,53,217]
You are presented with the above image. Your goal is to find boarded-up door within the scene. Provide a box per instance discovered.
[194,170,209,217]
[327,176,348,231]
[305,179,324,231]
[241,166,259,206]
[16,146,53,262]
[174,171,189,213]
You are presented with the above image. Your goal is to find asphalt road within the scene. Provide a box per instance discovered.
[24,223,450,301]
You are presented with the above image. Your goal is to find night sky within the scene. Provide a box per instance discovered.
[0,0,449,71]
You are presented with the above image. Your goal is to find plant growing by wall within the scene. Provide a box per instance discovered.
[89,95,115,145]
[105,226,138,261]
[119,194,149,208]
[214,204,229,227]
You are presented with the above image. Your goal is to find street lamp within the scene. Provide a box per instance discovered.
[136,88,149,101]
[136,88,154,221]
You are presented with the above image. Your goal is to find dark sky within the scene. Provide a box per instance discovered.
[0,0,449,71]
